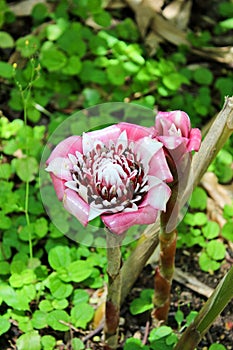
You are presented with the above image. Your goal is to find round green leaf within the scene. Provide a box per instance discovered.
[67,260,93,282]
[71,338,85,350]
[193,67,213,85]
[0,212,11,229]
[71,303,94,328]
[190,187,207,210]
[209,344,227,350]
[16,35,40,58]
[14,157,38,182]
[222,222,233,242]
[0,31,14,48]
[52,298,69,309]
[41,335,56,350]
[206,240,226,260]
[40,47,67,72]
[199,252,220,272]
[48,245,71,269]
[0,261,10,275]
[32,310,48,329]
[47,310,70,331]
[130,298,153,315]
[202,221,220,239]
[49,275,73,299]
[73,289,89,305]
[16,331,41,350]
[0,317,11,336]
[0,62,14,78]
[62,56,82,75]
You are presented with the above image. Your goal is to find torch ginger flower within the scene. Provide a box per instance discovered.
[46,122,173,235]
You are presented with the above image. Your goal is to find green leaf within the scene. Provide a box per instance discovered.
[32,3,49,22]
[39,299,53,313]
[40,47,67,72]
[0,212,11,229]
[209,344,227,350]
[71,303,94,328]
[52,298,69,310]
[130,295,153,315]
[0,261,10,275]
[190,187,207,210]
[13,157,38,182]
[17,331,41,350]
[73,289,90,305]
[199,252,221,272]
[202,221,220,239]
[0,31,14,48]
[62,56,82,75]
[34,217,48,238]
[193,68,213,85]
[32,310,48,329]
[71,338,85,350]
[93,10,111,27]
[47,310,70,331]
[206,241,226,260]
[163,72,189,91]
[66,260,93,282]
[124,338,144,350]
[16,35,40,57]
[107,61,126,85]
[48,246,71,270]
[49,274,73,299]
[41,335,56,350]
[0,316,11,336]
[149,326,173,341]
[46,19,68,41]
[222,222,233,242]
[193,212,208,226]
[0,61,14,78]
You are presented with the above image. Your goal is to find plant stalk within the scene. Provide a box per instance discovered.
[104,229,125,349]
[174,265,233,350]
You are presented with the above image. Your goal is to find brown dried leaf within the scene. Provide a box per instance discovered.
[125,0,165,37]
[206,197,227,228]
[162,0,192,30]
[201,172,232,209]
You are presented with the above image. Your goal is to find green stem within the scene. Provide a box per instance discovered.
[175,265,233,350]
[104,229,125,349]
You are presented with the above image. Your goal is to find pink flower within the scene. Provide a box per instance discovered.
[46,123,173,235]
[155,110,201,156]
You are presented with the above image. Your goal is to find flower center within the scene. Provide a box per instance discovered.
[66,138,148,216]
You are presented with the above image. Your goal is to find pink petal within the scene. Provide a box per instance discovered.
[143,179,171,211]
[148,148,173,182]
[47,136,82,164]
[101,205,158,235]
[187,128,202,152]
[118,122,153,142]
[63,189,89,226]
[156,111,191,138]
[50,173,66,201]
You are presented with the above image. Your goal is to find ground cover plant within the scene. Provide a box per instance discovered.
[0,0,233,349]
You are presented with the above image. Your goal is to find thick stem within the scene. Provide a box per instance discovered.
[175,265,233,350]
[104,229,124,349]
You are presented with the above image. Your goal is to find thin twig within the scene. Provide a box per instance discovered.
[142,321,150,345]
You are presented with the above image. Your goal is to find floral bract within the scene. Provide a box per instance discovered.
[46,122,173,234]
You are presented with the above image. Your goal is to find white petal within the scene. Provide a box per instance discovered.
[68,153,77,165]
[135,137,163,169]
[116,130,128,153]
[65,180,79,192]
[82,132,95,155]
[45,157,72,180]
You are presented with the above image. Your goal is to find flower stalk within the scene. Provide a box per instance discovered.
[104,228,125,349]
[152,176,178,323]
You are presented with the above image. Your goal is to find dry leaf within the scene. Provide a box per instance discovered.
[162,0,192,30]
[201,172,233,209]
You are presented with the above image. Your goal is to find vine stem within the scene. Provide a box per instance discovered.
[104,228,125,349]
